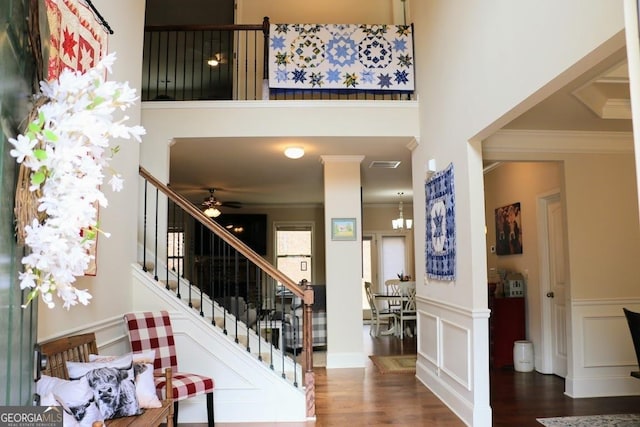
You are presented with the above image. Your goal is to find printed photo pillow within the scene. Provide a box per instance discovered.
[90,350,162,408]
[67,354,142,420]
[47,375,104,427]
[39,392,80,427]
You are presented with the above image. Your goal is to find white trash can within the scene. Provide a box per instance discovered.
[513,340,534,372]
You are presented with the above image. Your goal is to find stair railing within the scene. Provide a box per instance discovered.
[138,166,315,417]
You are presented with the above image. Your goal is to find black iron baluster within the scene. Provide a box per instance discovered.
[175,206,182,300]
[165,199,170,290]
[244,256,251,352]
[142,179,148,272]
[153,188,159,281]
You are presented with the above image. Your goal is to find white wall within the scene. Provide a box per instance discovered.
[410,1,626,425]
[237,0,400,24]
[38,0,146,340]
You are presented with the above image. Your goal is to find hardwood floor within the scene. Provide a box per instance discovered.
[193,325,640,426]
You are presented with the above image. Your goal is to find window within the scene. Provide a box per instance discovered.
[167,229,184,274]
[275,223,313,286]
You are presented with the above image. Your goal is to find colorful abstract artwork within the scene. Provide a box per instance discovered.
[268,24,414,91]
[425,163,456,281]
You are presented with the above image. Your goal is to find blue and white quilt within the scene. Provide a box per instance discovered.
[425,163,456,281]
[268,24,414,91]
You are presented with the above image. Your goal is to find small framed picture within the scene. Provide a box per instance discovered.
[331,218,357,241]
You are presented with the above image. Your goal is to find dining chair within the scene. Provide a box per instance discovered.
[365,282,396,336]
[384,279,403,312]
[124,311,215,426]
[623,307,640,379]
[395,282,417,339]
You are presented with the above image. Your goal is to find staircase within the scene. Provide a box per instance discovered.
[135,167,316,423]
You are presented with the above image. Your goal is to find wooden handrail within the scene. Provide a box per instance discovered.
[139,166,303,299]
[145,23,265,32]
[145,17,270,35]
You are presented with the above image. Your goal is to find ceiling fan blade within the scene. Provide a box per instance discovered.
[221,201,242,208]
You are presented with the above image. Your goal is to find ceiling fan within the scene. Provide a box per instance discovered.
[206,52,228,67]
[201,188,241,217]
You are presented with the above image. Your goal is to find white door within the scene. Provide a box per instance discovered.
[543,194,568,377]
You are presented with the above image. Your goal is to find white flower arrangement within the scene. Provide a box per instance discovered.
[9,53,145,309]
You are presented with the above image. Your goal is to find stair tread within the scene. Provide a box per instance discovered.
[141,271,302,387]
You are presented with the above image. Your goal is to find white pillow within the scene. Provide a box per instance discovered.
[89,351,161,408]
[48,376,104,427]
[66,354,142,419]
[36,374,68,397]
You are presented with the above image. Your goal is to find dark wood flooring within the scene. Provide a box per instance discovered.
[191,325,640,426]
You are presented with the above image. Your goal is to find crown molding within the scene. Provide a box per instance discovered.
[483,129,633,155]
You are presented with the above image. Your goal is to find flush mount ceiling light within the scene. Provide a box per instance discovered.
[284,146,305,159]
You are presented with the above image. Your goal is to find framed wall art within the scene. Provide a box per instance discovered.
[331,218,357,241]
[495,202,522,255]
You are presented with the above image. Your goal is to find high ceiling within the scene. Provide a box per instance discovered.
[169,50,632,213]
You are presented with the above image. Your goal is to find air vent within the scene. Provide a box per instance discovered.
[369,160,401,169]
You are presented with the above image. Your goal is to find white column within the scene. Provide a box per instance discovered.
[321,155,365,368]
[624,0,640,223]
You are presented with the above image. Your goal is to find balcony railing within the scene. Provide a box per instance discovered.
[142,17,413,101]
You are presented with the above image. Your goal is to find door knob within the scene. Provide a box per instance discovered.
[546,291,554,298]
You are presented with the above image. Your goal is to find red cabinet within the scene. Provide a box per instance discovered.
[489,296,525,369]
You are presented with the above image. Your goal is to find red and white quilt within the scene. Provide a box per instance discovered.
[45,0,108,80]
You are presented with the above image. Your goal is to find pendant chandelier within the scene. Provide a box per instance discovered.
[392,193,413,230]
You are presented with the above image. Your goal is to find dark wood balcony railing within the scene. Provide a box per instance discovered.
[142,17,413,101]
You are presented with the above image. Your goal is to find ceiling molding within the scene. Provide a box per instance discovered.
[483,129,634,155]
[601,98,632,119]
[571,59,630,120]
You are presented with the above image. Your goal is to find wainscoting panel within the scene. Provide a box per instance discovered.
[415,296,491,426]
[583,316,636,367]
[419,310,439,366]
[441,318,472,390]
[566,299,640,397]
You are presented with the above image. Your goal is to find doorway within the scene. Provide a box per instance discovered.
[362,232,412,313]
[484,161,568,375]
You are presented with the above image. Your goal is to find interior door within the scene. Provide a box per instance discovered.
[546,195,568,377]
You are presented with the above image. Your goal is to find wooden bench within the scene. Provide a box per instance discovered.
[38,332,174,427]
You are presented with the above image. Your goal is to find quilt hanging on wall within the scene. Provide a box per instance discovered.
[425,163,456,281]
[44,0,109,275]
[45,0,109,81]
[268,24,414,91]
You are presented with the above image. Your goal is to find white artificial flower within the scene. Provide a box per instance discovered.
[109,174,124,192]
[8,134,38,163]
[13,52,144,310]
